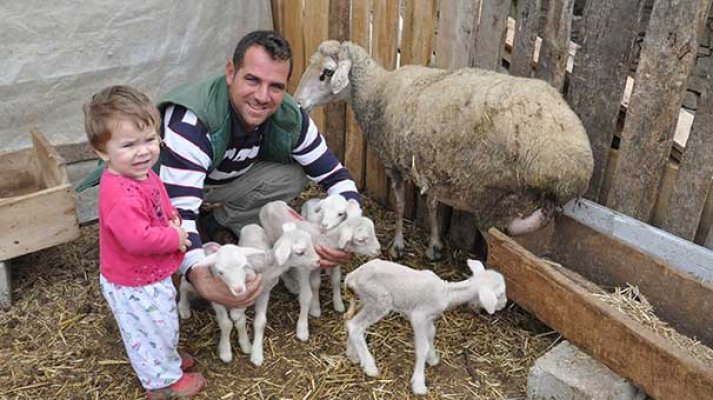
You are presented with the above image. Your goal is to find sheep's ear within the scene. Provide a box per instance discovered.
[338,226,354,249]
[274,239,292,266]
[467,259,485,275]
[478,288,498,315]
[346,199,362,218]
[330,58,352,94]
[194,253,218,268]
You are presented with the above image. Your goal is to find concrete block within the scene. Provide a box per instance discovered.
[527,341,647,400]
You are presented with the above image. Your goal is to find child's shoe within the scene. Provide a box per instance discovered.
[146,372,205,399]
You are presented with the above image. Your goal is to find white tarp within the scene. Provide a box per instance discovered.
[0,0,272,152]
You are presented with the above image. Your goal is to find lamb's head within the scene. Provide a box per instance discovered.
[294,40,352,112]
[195,244,263,296]
[338,216,381,258]
[465,259,507,314]
[274,222,321,271]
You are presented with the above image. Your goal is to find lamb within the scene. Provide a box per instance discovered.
[234,223,321,366]
[344,258,507,395]
[294,40,594,260]
[300,195,361,315]
[176,243,265,363]
[259,200,381,341]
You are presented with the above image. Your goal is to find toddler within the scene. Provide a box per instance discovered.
[84,85,204,399]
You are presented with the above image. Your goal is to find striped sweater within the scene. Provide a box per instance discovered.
[160,104,359,272]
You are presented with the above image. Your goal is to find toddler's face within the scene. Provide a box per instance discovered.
[97,118,160,180]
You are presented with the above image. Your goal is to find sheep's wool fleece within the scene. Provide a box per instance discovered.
[345,43,594,230]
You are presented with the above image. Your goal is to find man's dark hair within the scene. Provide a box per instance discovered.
[232,30,293,78]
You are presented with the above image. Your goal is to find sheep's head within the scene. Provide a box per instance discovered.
[338,217,381,258]
[195,244,263,297]
[466,259,507,314]
[274,223,321,270]
[294,40,352,112]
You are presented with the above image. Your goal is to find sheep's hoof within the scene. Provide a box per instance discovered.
[425,244,443,261]
[309,305,321,318]
[250,353,264,367]
[427,352,440,366]
[363,364,380,377]
[333,299,345,313]
[178,307,191,320]
[219,350,233,364]
[238,340,252,354]
[296,325,309,342]
[411,382,428,395]
[388,243,405,259]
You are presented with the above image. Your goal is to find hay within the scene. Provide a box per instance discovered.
[0,186,557,399]
[593,285,713,367]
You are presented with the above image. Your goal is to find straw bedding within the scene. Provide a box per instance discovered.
[0,189,559,399]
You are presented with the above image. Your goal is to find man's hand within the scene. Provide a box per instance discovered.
[316,246,353,268]
[188,265,263,308]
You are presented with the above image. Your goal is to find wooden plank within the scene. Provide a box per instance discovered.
[470,0,511,70]
[344,0,370,189]
[302,0,329,133]
[322,0,351,162]
[31,128,68,188]
[365,1,399,204]
[281,0,305,95]
[606,0,709,222]
[487,228,713,400]
[534,0,574,91]
[563,198,713,282]
[565,0,645,202]
[433,0,479,69]
[543,215,713,347]
[270,0,284,33]
[509,0,541,77]
[661,66,713,240]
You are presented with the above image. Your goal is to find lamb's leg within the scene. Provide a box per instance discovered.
[330,266,345,313]
[426,320,439,366]
[308,269,321,318]
[346,305,389,377]
[250,292,271,366]
[229,307,251,354]
[296,269,313,341]
[177,277,193,319]
[425,194,444,261]
[212,303,234,363]
[409,313,432,395]
[388,174,406,259]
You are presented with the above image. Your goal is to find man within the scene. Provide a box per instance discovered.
[158,30,360,309]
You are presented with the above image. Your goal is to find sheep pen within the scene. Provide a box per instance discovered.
[0,186,560,399]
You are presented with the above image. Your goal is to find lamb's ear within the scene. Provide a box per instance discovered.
[194,253,218,268]
[330,58,352,94]
[467,259,485,275]
[478,288,498,315]
[273,239,292,266]
[338,226,354,249]
[346,199,362,218]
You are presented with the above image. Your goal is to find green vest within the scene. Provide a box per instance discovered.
[75,75,303,192]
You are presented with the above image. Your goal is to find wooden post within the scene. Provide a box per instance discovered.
[607,0,709,222]
[535,0,574,91]
[470,0,512,70]
[433,0,480,69]
[509,0,541,77]
[565,0,645,202]
[302,1,329,133]
[344,0,370,190]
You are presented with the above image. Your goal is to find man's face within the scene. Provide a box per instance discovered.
[226,45,290,131]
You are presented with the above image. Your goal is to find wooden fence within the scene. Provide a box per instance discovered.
[272,0,713,251]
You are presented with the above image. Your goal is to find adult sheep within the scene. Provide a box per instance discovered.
[294,40,593,260]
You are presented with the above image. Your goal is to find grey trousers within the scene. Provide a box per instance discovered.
[204,161,307,236]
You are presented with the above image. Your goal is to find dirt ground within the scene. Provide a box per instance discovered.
[0,192,559,399]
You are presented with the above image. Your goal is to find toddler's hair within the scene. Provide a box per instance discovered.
[83,85,160,152]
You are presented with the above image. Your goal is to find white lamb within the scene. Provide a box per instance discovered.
[235,222,321,366]
[344,258,507,395]
[177,243,265,363]
[259,200,381,341]
[300,195,362,315]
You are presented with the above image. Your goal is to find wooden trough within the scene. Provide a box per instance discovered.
[486,199,713,400]
[0,129,79,307]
